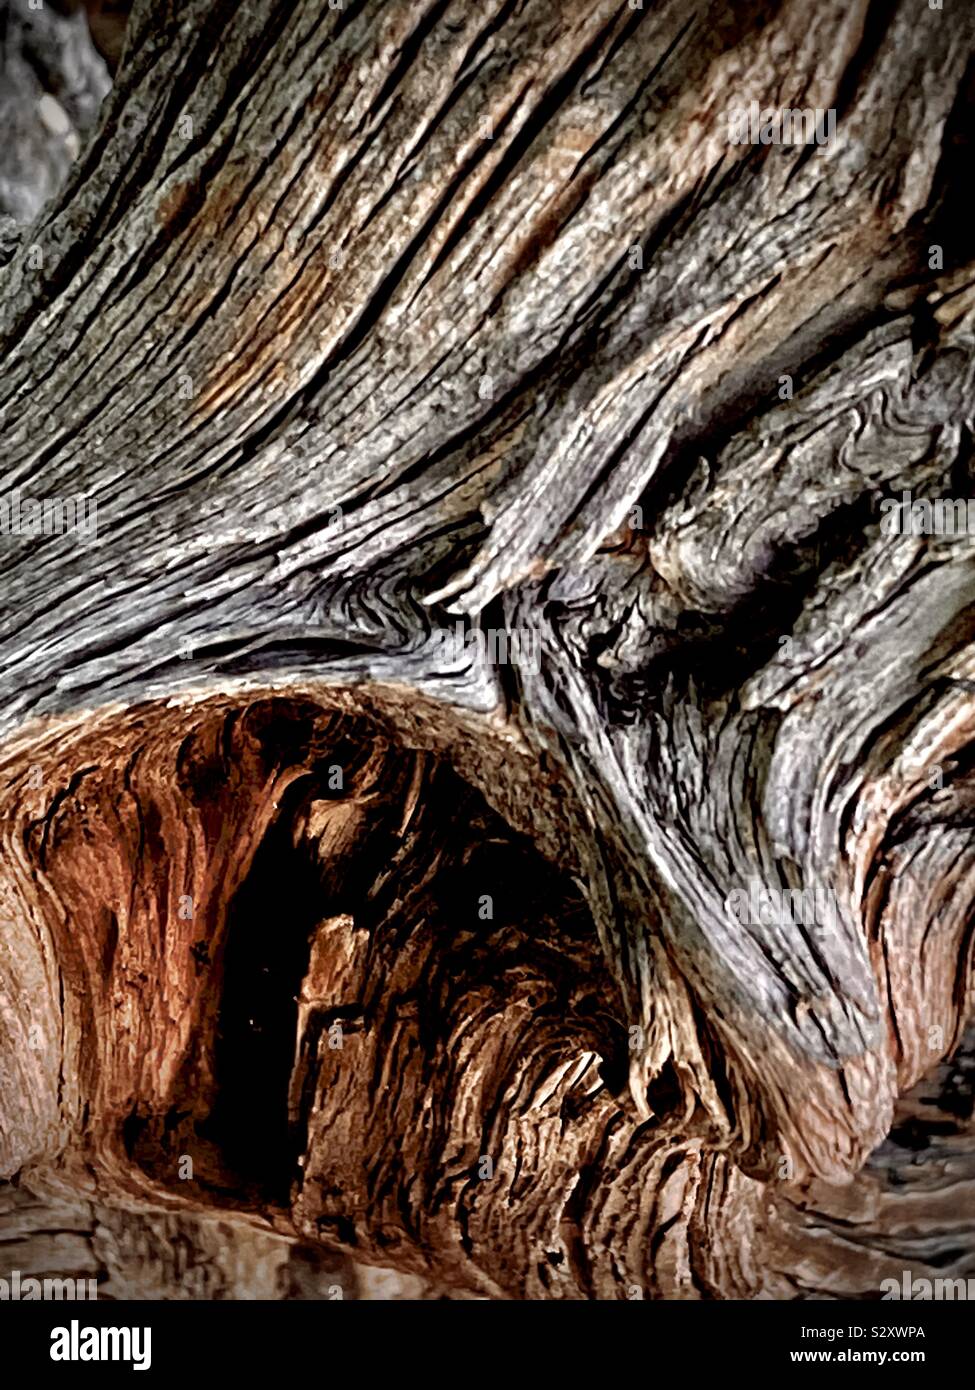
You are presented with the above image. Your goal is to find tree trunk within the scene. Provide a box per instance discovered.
[1,0,974,1300]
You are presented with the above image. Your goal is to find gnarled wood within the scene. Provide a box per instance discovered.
[0,0,973,1299]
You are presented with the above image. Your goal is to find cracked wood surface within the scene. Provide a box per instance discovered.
[0,0,974,1298]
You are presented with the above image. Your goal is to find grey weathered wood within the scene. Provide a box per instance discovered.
[0,0,974,1298]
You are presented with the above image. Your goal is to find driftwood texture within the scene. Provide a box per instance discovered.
[1,0,974,1299]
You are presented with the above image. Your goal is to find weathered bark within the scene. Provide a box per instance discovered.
[0,0,973,1299]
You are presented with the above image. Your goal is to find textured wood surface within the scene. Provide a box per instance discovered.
[0,0,973,1298]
